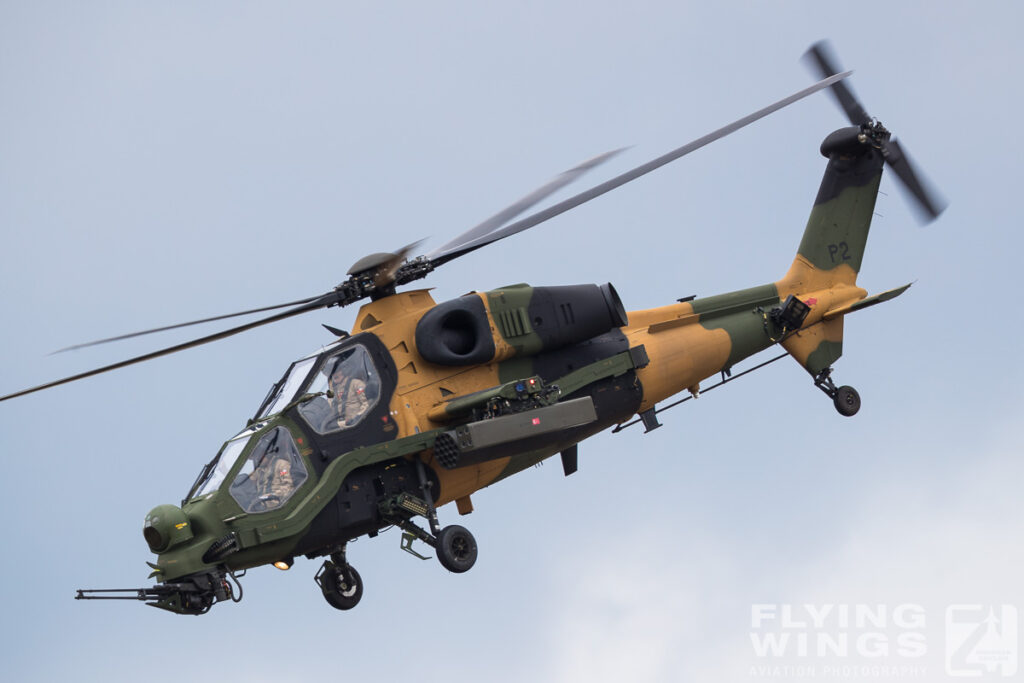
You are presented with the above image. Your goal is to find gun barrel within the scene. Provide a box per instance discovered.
[76,587,171,601]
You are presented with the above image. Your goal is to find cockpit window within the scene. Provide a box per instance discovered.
[258,356,316,419]
[193,434,251,499]
[297,345,381,434]
[228,427,308,513]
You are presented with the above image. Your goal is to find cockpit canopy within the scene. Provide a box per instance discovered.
[255,342,380,433]
[188,341,383,507]
[190,426,308,513]
[228,426,308,513]
[296,345,380,434]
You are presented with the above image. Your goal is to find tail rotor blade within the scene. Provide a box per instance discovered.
[883,137,947,222]
[803,40,872,126]
[804,40,947,224]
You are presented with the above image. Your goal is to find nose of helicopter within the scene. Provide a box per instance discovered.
[143,504,194,553]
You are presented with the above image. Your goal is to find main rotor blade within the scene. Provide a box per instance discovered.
[883,137,947,222]
[426,148,624,259]
[803,41,872,126]
[51,295,325,354]
[0,296,333,403]
[429,71,851,266]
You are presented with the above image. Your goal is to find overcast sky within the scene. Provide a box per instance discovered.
[1,2,1022,682]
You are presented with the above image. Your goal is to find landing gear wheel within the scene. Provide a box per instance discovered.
[435,525,478,573]
[319,562,363,610]
[833,385,861,417]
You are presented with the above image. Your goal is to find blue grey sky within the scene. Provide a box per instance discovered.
[1,2,1021,682]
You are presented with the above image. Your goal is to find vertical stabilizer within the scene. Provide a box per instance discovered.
[780,127,885,293]
[777,126,886,377]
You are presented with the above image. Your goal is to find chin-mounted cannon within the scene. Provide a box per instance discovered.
[76,568,242,615]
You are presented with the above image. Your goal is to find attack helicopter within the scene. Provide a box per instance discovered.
[1,43,944,615]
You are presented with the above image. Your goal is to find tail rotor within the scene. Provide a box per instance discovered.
[804,40,947,223]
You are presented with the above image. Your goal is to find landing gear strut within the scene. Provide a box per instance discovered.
[814,368,861,417]
[386,459,479,573]
[392,515,479,573]
[315,545,363,611]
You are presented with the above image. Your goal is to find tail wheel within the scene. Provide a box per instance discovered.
[436,525,478,573]
[319,562,363,610]
[833,385,861,417]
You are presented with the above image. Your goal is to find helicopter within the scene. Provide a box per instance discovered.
[1,42,944,615]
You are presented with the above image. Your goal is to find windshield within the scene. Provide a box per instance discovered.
[257,356,316,419]
[193,435,251,499]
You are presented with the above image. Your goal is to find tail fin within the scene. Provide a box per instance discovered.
[780,127,884,292]
[776,127,886,376]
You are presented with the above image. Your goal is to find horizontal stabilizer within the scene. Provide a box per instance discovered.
[824,283,912,320]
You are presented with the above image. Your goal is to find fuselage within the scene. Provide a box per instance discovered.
[156,278,807,585]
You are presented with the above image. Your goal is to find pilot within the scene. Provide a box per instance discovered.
[330,367,369,426]
[254,455,294,509]
[268,457,294,499]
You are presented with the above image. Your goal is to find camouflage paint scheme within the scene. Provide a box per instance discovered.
[146,127,910,613]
